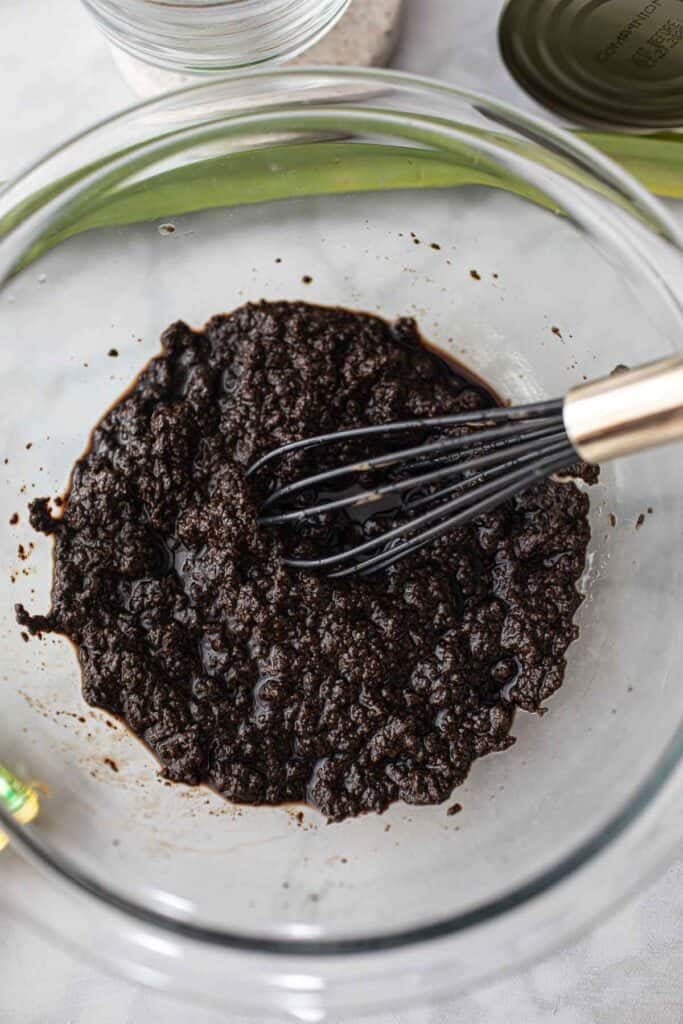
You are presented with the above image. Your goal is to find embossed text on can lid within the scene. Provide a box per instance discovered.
[499,0,683,129]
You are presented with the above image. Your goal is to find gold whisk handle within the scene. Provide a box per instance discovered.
[564,356,683,464]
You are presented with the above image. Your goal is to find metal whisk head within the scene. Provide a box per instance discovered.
[248,398,578,578]
[248,355,683,576]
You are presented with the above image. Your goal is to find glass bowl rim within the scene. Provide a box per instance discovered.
[0,65,681,959]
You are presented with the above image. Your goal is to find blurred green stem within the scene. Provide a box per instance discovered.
[1,130,679,275]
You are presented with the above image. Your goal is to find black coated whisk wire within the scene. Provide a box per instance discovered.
[248,399,577,577]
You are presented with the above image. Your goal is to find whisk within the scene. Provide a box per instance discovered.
[248,357,683,578]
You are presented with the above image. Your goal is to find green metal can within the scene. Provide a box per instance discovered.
[499,0,683,129]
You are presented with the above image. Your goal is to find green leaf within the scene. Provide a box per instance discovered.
[578,131,683,198]
[2,140,558,273]
[2,127,679,277]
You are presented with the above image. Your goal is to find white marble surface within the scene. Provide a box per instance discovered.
[1,1,681,1021]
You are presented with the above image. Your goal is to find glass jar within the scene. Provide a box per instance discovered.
[82,0,352,87]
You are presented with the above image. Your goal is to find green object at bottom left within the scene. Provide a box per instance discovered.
[0,763,39,852]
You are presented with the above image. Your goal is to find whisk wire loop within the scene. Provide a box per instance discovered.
[249,398,576,576]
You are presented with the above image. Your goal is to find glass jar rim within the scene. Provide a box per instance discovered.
[81,0,353,73]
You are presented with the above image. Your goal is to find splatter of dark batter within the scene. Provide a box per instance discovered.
[16,302,592,821]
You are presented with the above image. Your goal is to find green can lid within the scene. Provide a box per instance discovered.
[499,0,683,129]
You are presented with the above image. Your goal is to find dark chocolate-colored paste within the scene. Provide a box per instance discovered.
[17,302,592,821]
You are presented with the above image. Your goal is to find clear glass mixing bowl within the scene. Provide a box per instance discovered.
[0,69,681,1020]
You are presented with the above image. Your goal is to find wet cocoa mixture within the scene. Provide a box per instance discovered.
[17,302,592,821]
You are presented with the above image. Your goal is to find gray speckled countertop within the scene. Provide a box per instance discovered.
[1,2,681,1021]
